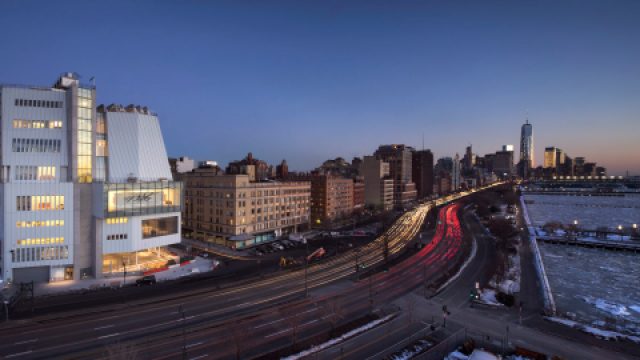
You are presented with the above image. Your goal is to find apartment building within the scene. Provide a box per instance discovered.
[361,156,394,211]
[0,73,181,283]
[183,168,310,249]
[310,173,354,226]
[373,144,417,207]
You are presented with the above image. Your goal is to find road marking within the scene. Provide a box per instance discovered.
[97,333,120,340]
[189,355,208,360]
[5,351,33,358]
[186,341,203,348]
[14,339,38,345]
[94,324,115,331]
[265,328,290,338]
[254,318,282,329]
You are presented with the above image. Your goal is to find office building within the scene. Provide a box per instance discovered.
[182,169,310,249]
[310,173,354,225]
[373,145,417,207]
[0,73,182,283]
[494,146,515,178]
[361,156,394,211]
[519,119,534,174]
[452,153,462,191]
[411,149,434,199]
[544,147,558,169]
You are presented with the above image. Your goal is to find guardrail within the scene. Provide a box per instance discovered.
[519,195,556,315]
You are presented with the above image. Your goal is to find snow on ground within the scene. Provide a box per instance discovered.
[539,243,640,335]
[445,350,470,360]
[546,316,640,343]
[489,253,521,294]
[523,193,640,229]
[476,289,504,307]
[282,313,396,360]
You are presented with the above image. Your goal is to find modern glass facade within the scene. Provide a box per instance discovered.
[101,181,182,218]
[77,87,93,183]
[142,216,178,239]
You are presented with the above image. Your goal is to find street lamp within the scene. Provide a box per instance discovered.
[618,225,623,241]
[3,300,8,322]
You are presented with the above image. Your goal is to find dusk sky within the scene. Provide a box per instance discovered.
[1,0,638,174]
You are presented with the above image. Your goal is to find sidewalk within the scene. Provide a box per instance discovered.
[34,257,217,297]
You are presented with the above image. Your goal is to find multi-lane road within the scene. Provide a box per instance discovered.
[0,186,498,360]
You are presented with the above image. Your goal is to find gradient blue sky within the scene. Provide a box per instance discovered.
[1,0,639,174]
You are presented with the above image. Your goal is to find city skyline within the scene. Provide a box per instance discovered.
[1,1,639,174]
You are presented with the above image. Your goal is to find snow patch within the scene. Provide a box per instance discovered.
[282,313,396,360]
[546,316,640,343]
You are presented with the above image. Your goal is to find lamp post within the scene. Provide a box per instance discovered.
[354,248,360,278]
[3,300,8,322]
[618,225,623,241]
[122,261,127,287]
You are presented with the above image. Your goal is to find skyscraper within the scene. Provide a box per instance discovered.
[520,119,534,171]
[452,153,462,191]
[411,149,434,199]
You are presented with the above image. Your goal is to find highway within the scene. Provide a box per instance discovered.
[0,185,498,360]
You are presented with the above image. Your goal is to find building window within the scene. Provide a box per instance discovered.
[107,234,128,240]
[16,195,65,211]
[17,237,64,246]
[13,119,63,129]
[11,138,61,153]
[16,220,64,228]
[14,99,63,108]
[11,246,68,262]
[75,88,94,183]
[106,217,128,225]
[14,166,56,181]
[142,216,178,239]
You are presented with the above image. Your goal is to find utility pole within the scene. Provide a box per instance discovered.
[122,261,127,287]
[304,238,309,298]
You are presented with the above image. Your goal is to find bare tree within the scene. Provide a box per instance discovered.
[322,298,345,337]
[104,342,139,360]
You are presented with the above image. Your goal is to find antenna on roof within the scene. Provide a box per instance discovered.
[525,109,529,124]
[422,132,425,151]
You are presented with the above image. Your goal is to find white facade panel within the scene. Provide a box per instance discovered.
[1,87,69,170]
[1,183,74,282]
[100,212,181,254]
[106,112,172,182]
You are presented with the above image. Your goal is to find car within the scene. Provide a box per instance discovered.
[136,275,156,286]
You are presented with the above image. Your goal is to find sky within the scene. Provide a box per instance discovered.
[1,0,639,175]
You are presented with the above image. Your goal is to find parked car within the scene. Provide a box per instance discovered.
[136,275,156,286]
